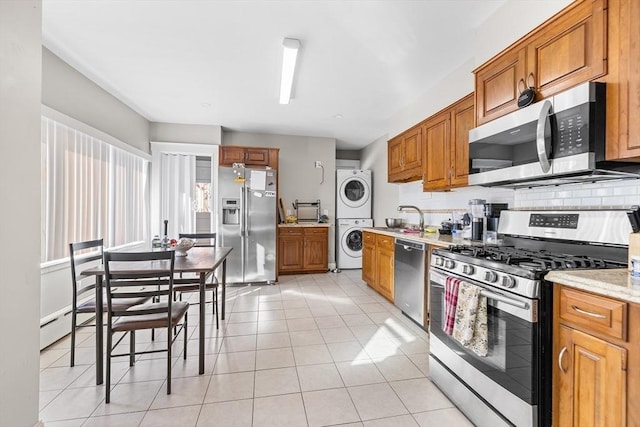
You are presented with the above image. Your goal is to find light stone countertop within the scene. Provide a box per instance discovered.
[546,269,640,304]
[363,227,467,247]
[278,222,331,228]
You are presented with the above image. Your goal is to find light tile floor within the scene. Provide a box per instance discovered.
[39,270,473,426]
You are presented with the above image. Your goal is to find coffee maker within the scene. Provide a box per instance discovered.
[484,203,509,233]
[468,199,486,241]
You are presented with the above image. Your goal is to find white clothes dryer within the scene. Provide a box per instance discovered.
[336,169,372,219]
[337,218,373,269]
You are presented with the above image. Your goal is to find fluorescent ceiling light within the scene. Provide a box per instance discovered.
[279,38,300,104]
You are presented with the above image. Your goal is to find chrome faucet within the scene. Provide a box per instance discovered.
[398,205,424,231]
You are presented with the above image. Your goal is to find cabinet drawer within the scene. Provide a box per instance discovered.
[559,287,628,340]
[279,227,303,236]
[363,231,376,246]
[304,227,327,235]
[376,234,395,251]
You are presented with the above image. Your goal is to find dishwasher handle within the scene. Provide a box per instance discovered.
[395,239,426,251]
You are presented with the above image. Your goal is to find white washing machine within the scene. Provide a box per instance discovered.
[337,218,373,269]
[336,169,372,219]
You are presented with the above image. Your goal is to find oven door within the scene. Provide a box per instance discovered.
[429,268,540,405]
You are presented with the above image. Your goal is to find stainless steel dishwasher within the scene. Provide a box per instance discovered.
[394,238,427,327]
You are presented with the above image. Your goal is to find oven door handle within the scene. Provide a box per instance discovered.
[431,282,529,310]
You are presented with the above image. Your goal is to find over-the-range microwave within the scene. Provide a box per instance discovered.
[468,82,640,188]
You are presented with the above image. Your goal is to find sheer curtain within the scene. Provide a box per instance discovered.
[41,117,148,262]
[159,153,196,238]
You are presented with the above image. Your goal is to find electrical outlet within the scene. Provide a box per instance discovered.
[314,161,322,168]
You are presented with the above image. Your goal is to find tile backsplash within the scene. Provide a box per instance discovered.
[513,179,640,208]
[398,178,640,227]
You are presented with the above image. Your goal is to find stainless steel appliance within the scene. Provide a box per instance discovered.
[337,218,372,269]
[429,209,630,427]
[394,238,427,327]
[484,203,508,233]
[218,164,277,284]
[468,199,486,241]
[468,82,640,187]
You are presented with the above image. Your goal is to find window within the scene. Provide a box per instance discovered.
[41,116,148,263]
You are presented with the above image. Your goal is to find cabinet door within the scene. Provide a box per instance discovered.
[362,232,376,287]
[402,127,422,174]
[527,0,607,100]
[388,136,404,181]
[362,244,376,287]
[605,0,640,160]
[376,248,394,302]
[278,233,304,272]
[555,325,627,427]
[219,146,246,166]
[422,111,450,191]
[450,94,474,189]
[303,228,328,271]
[245,148,270,166]
[475,47,526,125]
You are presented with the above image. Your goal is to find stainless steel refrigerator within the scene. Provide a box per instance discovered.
[217,165,277,284]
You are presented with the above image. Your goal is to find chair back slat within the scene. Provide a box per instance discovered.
[179,233,216,247]
[70,239,104,299]
[104,250,176,321]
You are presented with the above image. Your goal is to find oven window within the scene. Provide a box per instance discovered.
[430,280,539,404]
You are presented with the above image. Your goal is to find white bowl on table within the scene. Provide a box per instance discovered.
[173,238,196,256]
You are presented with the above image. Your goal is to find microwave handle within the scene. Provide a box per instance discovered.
[536,100,553,173]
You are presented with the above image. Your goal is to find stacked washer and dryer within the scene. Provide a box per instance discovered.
[336,169,372,269]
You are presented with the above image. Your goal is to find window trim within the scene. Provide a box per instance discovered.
[42,105,151,161]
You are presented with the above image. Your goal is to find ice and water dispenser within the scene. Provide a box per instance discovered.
[222,198,240,225]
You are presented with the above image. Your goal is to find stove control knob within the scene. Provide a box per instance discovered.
[434,257,444,266]
[484,271,498,283]
[462,264,475,275]
[502,275,516,288]
[444,259,456,269]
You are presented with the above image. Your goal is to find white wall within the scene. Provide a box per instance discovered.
[362,0,591,227]
[150,122,222,145]
[0,1,42,425]
[223,131,338,266]
[42,47,150,153]
[361,134,398,227]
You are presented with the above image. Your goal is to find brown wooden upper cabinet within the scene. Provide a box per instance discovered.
[388,126,422,183]
[604,0,640,161]
[474,0,607,126]
[219,146,279,169]
[423,94,474,191]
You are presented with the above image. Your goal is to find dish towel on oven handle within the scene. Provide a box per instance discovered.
[452,281,489,357]
[443,276,460,335]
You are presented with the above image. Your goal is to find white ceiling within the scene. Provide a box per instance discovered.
[42,0,506,150]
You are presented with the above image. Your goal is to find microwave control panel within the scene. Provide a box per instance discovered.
[554,104,590,159]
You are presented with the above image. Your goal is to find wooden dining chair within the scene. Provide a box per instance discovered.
[103,250,189,403]
[68,239,150,367]
[174,232,219,329]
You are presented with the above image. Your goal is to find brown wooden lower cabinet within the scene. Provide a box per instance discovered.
[362,231,394,302]
[553,285,637,427]
[278,226,328,274]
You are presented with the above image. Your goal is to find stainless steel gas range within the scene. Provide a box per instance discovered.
[428,209,631,427]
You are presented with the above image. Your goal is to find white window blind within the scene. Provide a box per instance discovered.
[41,116,148,263]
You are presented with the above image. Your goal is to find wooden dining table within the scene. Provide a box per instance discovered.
[82,246,232,385]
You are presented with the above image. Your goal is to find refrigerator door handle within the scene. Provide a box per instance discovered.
[240,186,245,237]
[246,187,251,236]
